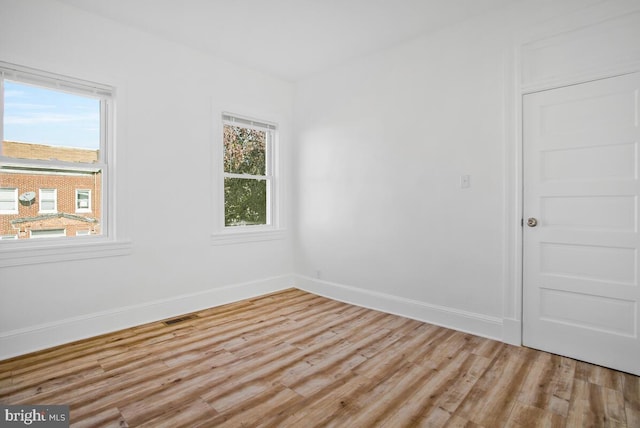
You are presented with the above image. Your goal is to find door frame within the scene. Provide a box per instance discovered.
[506,0,640,347]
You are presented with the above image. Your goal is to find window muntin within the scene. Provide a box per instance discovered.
[0,187,17,214]
[222,114,275,228]
[39,188,57,213]
[0,62,111,242]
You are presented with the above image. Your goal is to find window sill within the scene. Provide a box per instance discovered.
[0,238,133,267]
[211,228,286,245]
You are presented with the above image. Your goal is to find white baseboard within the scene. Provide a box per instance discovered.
[1,274,520,361]
[294,275,505,342]
[0,274,293,361]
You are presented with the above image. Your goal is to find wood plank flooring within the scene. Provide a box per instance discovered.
[1,288,638,427]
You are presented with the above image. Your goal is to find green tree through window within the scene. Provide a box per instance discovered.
[223,120,272,227]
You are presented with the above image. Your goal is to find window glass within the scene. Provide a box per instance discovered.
[224,177,267,226]
[39,188,57,213]
[31,228,65,238]
[223,125,266,175]
[0,187,17,213]
[3,81,100,163]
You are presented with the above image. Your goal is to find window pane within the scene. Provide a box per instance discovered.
[0,166,101,239]
[0,200,14,211]
[3,80,100,163]
[40,200,56,211]
[39,189,56,212]
[223,125,266,175]
[224,177,267,226]
[0,187,17,212]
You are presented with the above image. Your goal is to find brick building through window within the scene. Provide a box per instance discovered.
[0,141,101,239]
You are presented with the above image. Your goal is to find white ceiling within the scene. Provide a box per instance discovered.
[57,0,515,81]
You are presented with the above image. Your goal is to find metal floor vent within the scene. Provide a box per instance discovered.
[163,314,198,326]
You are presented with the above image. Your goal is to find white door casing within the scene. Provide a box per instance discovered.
[522,72,640,375]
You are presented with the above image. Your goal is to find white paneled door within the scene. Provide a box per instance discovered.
[523,72,640,375]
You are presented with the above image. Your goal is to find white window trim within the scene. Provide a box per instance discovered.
[0,61,132,266]
[0,187,18,214]
[212,112,285,245]
[38,188,57,214]
[76,189,92,213]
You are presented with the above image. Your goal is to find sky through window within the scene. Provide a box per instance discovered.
[3,80,100,150]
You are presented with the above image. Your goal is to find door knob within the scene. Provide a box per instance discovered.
[527,217,538,227]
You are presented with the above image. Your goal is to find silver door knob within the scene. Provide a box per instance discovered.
[527,217,538,227]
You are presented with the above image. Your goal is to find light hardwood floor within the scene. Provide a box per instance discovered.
[1,288,638,427]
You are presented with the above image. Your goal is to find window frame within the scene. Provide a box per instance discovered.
[212,112,284,244]
[0,61,131,267]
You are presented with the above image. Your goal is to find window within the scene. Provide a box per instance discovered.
[30,228,66,239]
[222,114,276,228]
[0,61,111,243]
[76,189,91,213]
[39,188,57,213]
[0,187,17,214]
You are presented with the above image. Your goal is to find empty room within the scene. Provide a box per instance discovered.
[0,0,639,426]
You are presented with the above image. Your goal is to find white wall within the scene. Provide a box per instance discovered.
[292,0,610,340]
[0,0,294,358]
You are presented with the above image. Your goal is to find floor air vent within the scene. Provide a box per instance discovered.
[163,314,198,326]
